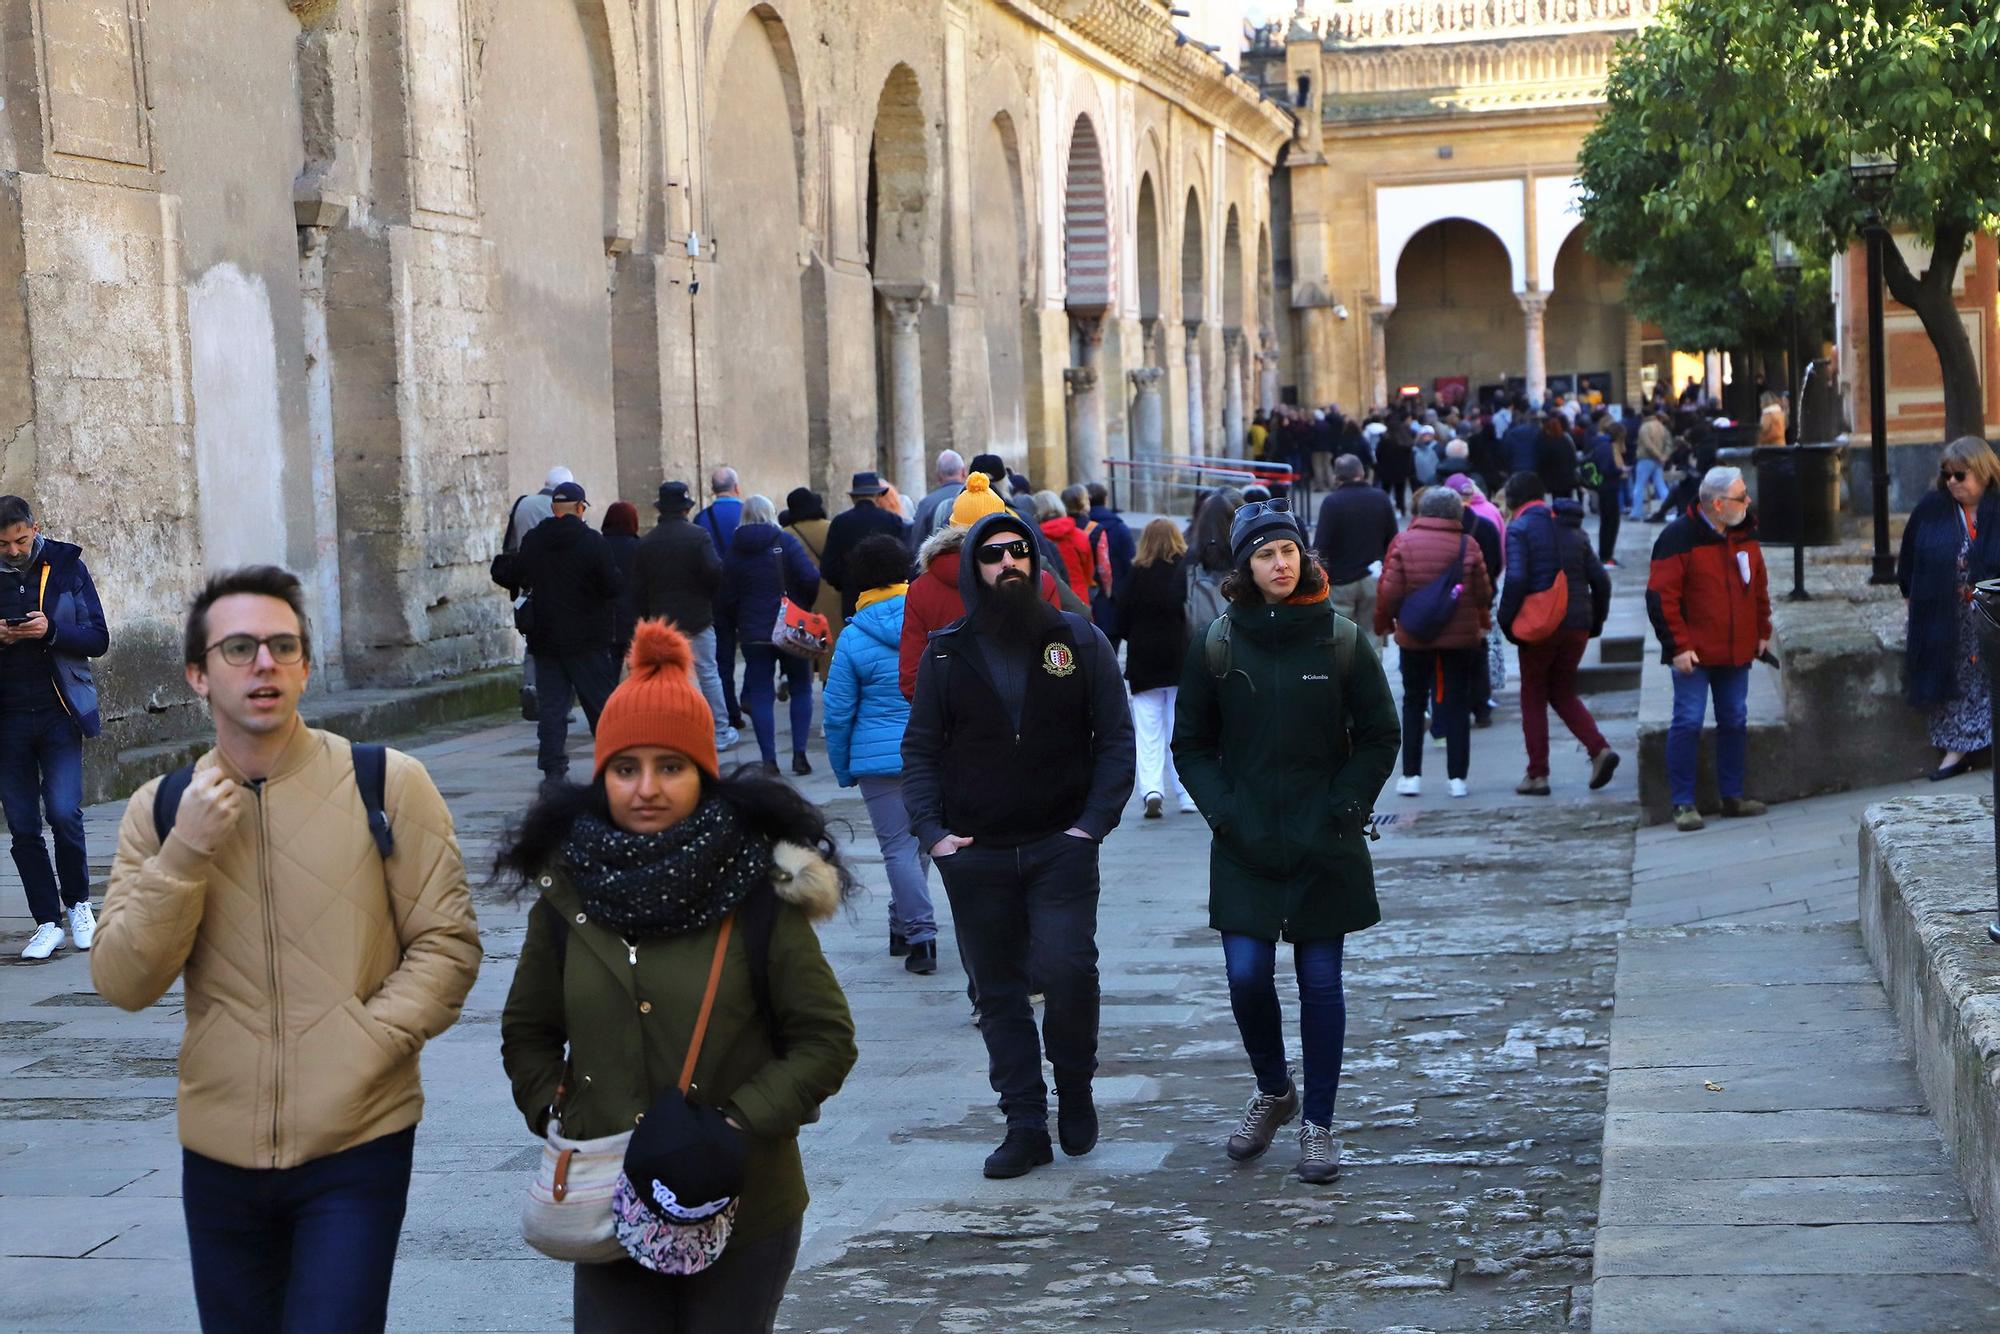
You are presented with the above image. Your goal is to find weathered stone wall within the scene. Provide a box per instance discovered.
[0,0,1286,751]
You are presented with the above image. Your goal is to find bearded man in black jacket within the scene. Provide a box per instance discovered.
[902,510,1135,1180]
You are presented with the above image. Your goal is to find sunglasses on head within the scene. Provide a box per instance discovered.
[1942,468,1971,484]
[1235,498,1292,523]
[975,539,1034,565]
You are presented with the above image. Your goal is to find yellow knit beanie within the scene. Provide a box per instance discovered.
[949,471,1007,526]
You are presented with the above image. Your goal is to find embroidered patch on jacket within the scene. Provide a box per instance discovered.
[1042,643,1077,677]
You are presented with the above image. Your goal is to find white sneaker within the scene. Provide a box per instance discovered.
[1449,778,1469,799]
[1178,796,1200,815]
[1396,775,1421,797]
[67,901,95,951]
[21,923,63,960]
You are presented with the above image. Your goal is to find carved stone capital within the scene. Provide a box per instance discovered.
[882,295,926,334]
[1128,366,1166,390]
[1064,366,1100,393]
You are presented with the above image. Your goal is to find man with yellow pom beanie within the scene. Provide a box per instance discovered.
[897,472,1070,699]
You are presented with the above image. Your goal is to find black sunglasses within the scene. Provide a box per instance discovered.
[1942,468,1971,484]
[975,539,1034,565]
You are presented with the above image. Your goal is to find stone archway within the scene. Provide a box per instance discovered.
[1062,113,1111,482]
[702,7,813,497]
[1546,225,1631,404]
[1182,188,1208,454]
[867,63,931,496]
[974,111,1030,462]
[476,0,616,501]
[1384,218,1518,407]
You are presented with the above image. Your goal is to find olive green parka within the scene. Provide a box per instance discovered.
[500,840,857,1245]
[1171,598,1401,942]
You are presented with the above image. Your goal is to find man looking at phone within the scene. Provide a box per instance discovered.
[0,495,109,959]
[901,510,1134,1180]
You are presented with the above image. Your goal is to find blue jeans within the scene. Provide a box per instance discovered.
[858,773,935,944]
[183,1126,414,1334]
[740,643,813,765]
[1631,458,1668,516]
[1221,933,1346,1129]
[0,707,88,925]
[1667,664,1751,806]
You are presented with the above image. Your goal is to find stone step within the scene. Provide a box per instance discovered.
[1577,660,1642,693]
[1599,632,1645,664]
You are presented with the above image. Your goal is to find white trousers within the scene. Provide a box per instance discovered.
[1131,686,1187,801]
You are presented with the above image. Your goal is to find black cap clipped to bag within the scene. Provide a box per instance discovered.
[621,1091,747,1226]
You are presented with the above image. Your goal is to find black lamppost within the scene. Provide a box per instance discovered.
[1768,230,1810,602]
[1847,150,1899,584]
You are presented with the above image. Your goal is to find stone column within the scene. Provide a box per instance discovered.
[1368,304,1394,411]
[1519,290,1549,408]
[881,292,928,497]
[1258,327,1280,413]
[1223,330,1246,452]
[1128,366,1165,510]
[1065,366,1103,485]
[1184,320,1207,457]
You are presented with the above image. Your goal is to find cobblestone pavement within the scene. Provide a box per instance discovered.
[0,660,1639,1330]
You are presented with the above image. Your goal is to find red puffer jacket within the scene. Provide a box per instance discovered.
[1646,508,1771,668]
[1040,516,1095,602]
[898,526,1064,699]
[1375,516,1493,650]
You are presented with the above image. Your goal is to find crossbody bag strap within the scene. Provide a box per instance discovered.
[678,914,735,1094]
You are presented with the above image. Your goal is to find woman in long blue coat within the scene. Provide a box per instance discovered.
[1898,436,2000,780]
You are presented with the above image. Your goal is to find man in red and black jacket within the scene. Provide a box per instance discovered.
[1646,466,1772,832]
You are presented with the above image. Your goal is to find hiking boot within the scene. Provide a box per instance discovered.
[889,930,909,958]
[1296,1122,1341,1184]
[1144,792,1163,819]
[1672,804,1706,832]
[1516,774,1551,796]
[1225,1082,1300,1162]
[983,1126,1053,1179]
[1589,749,1622,791]
[1057,1091,1098,1157]
[904,941,938,976]
[1720,796,1767,818]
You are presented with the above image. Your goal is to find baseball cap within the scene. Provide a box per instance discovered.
[551,481,587,504]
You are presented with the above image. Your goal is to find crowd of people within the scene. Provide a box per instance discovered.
[0,382,1989,1330]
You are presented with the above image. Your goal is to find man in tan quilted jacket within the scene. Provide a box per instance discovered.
[92,565,481,1334]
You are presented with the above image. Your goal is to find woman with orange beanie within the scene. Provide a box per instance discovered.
[499,620,858,1331]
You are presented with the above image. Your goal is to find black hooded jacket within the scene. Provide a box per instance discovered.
[900,511,1134,851]
[514,513,622,654]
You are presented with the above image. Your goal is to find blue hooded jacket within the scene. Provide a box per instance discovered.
[822,592,909,784]
[0,539,108,736]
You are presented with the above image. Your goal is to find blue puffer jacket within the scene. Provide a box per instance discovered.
[823,591,910,784]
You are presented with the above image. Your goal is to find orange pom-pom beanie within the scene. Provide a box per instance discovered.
[593,620,719,780]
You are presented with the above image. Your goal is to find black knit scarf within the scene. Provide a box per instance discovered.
[560,799,772,939]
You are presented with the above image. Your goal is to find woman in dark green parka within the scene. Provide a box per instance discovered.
[499,621,857,1333]
[1172,500,1399,1185]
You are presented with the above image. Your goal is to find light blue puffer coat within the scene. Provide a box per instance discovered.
[823,593,910,785]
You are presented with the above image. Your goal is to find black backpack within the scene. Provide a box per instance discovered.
[153,743,394,859]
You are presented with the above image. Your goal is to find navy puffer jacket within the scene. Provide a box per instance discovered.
[1551,498,1612,636]
[717,523,820,646]
[1498,501,1563,643]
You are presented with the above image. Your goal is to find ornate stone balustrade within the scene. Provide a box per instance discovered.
[1258,0,1660,49]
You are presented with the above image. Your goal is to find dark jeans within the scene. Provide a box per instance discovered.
[715,615,742,725]
[936,831,1102,1127]
[1221,933,1346,1128]
[0,707,88,925]
[572,1220,802,1333]
[1399,645,1477,780]
[1598,492,1622,562]
[534,649,617,777]
[183,1126,414,1334]
[739,643,814,766]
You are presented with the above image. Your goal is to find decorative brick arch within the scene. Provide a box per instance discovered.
[1063,113,1111,310]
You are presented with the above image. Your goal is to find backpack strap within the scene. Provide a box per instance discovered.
[352,743,394,859]
[1204,614,1232,683]
[151,763,198,847]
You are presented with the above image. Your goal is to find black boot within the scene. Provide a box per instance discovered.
[1057,1090,1098,1157]
[889,930,909,958]
[792,753,812,777]
[904,940,938,975]
[983,1126,1053,1179]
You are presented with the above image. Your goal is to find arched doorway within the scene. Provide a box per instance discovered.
[867,64,930,496]
[702,9,811,498]
[1181,189,1207,454]
[1384,218,1517,407]
[1062,114,1111,482]
[1547,226,1630,405]
[477,0,616,502]
[974,112,1029,463]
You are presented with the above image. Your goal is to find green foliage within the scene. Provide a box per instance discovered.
[1579,0,2000,349]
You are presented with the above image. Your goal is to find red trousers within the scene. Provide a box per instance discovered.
[1517,628,1608,778]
